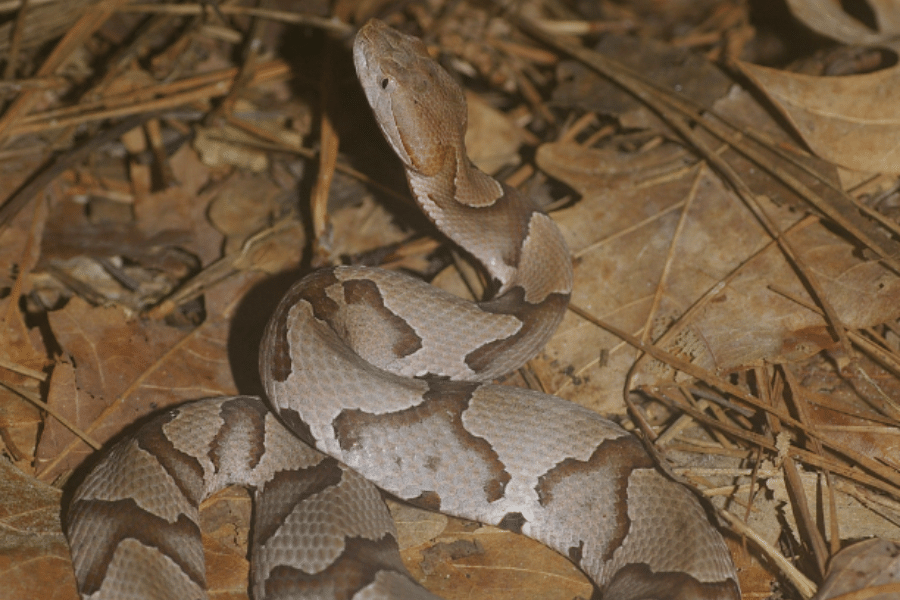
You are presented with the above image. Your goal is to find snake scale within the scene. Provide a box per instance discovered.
[65,18,741,600]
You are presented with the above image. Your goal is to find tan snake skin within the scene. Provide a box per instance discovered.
[66,19,740,600]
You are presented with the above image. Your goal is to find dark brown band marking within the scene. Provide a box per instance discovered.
[431,182,539,270]
[603,563,740,600]
[568,541,584,565]
[136,412,205,506]
[253,458,344,546]
[498,512,526,534]
[210,398,268,471]
[485,184,541,269]
[262,534,414,600]
[536,436,653,506]
[536,435,654,563]
[277,407,315,446]
[263,270,341,383]
[68,498,203,596]
[333,379,511,503]
[290,269,342,322]
[409,490,442,511]
[467,289,569,374]
[341,278,422,357]
[263,270,425,385]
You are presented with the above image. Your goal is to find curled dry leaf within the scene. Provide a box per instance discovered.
[785,0,900,45]
[812,537,900,600]
[738,58,900,173]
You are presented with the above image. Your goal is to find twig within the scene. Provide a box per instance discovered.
[569,303,900,493]
[718,508,817,599]
[0,380,100,450]
[0,357,46,381]
[118,3,353,35]
[3,0,29,80]
[0,0,131,144]
[0,113,158,229]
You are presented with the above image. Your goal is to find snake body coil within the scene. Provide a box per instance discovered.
[66,19,740,600]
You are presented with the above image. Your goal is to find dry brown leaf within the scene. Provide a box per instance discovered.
[552,33,732,132]
[738,58,900,173]
[389,501,591,600]
[387,502,446,550]
[766,471,900,550]
[535,140,900,412]
[812,538,900,600]
[786,0,900,45]
[690,220,900,366]
[207,173,283,254]
[402,517,592,600]
[5,6,898,600]
[327,195,410,259]
[0,293,46,464]
[199,488,253,599]
[0,457,77,600]
[464,90,522,174]
[0,201,51,468]
[0,204,49,373]
[0,381,42,469]
[34,271,263,483]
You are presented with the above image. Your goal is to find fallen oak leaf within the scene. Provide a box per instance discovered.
[737,57,900,173]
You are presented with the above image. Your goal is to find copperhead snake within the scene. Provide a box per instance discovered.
[66,19,741,600]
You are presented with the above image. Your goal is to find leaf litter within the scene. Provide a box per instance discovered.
[1,1,900,599]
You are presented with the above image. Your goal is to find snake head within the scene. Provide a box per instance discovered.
[354,19,504,208]
[353,19,467,178]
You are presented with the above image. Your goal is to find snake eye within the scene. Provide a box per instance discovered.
[381,78,390,89]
